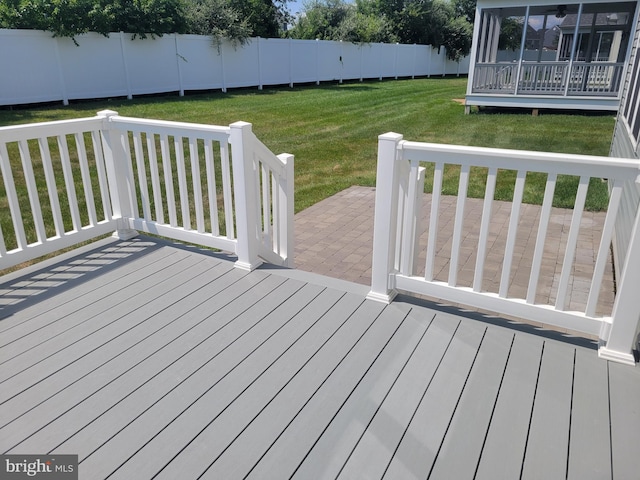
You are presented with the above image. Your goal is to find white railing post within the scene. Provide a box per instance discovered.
[230,121,262,271]
[599,179,640,365]
[367,132,404,303]
[97,110,138,240]
[278,153,295,268]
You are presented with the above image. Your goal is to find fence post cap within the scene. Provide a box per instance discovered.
[230,121,252,129]
[378,132,403,141]
[97,109,118,118]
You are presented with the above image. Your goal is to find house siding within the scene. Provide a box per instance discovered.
[610,11,640,280]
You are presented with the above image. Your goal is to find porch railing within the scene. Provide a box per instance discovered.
[0,111,294,271]
[368,133,640,365]
[472,63,517,93]
[473,62,625,97]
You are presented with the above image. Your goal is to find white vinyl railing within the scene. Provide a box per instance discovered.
[368,133,640,365]
[472,62,625,97]
[0,111,294,271]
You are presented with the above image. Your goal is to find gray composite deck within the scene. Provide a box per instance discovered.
[1,236,639,480]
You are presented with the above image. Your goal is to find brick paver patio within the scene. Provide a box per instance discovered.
[294,186,615,324]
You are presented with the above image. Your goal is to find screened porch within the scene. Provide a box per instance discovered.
[465,0,638,112]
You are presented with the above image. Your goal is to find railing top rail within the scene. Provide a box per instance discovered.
[0,116,104,142]
[249,130,288,177]
[400,140,640,180]
[106,114,231,140]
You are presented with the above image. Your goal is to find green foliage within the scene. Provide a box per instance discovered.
[0,0,189,40]
[453,0,475,24]
[442,16,472,62]
[287,0,352,40]
[184,0,252,46]
[289,0,473,58]
[396,0,452,46]
[499,16,524,51]
[336,10,397,43]
[0,0,288,43]
[229,0,278,37]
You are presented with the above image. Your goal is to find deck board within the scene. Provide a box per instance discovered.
[382,320,487,479]
[474,333,544,480]
[609,360,640,478]
[567,349,612,480]
[429,327,514,479]
[1,236,638,480]
[521,341,575,480]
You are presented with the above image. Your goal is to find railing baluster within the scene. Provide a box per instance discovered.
[585,180,623,317]
[37,137,64,237]
[189,136,205,233]
[0,142,27,250]
[146,132,164,224]
[555,175,590,311]
[57,134,81,232]
[400,158,420,275]
[160,134,177,227]
[261,164,270,239]
[132,131,151,221]
[74,133,98,227]
[18,140,46,243]
[119,132,139,219]
[527,173,557,304]
[220,141,235,240]
[473,166,497,292]
[91,130,112,221]
[270,169,279,252]
[395,158,410,272]
[174,136,191,230]
[499,170,526,298]
[424,161,443,281]
[413,167,426,274]
[448,164,470,286]
[204,139,219,236]
[0,222,6,257]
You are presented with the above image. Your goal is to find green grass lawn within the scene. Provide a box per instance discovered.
[0,77,616,212]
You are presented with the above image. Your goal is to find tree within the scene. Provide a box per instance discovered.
[0,0,188,41]
[184,0,251,46]
[228,0,288,38]
[396,0,453,46]
[287,0,351,40]
[498,16,524,51]
[443,16,472,61]
[452,0,475,24]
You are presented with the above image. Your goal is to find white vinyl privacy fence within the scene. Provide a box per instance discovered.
[0,29,470,107]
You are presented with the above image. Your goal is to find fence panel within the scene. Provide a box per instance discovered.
[125,35,181,95]
[223,40,260,88]
[259,38,292,86]
[58,33,129,100]
[0,29,468,107]
[178,35,224,91]
[0,30,63,105]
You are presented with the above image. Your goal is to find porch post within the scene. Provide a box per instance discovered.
[564,3,584,96]
[514,6,530,95]
[229,121,262,271]
[466,6,482,97]
[97,110,138,240]
[367,132,403,304]
[599,176,640,365]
